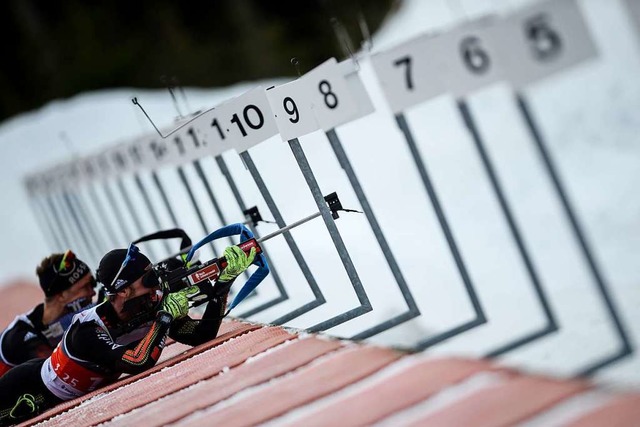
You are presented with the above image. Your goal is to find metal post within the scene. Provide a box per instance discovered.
[85,183,121,248]
[28,194,59,251]
[287,139,373,332]
[176,166,220,258]
[51,191,88,257]
[515,92,633,375]
[60,190,96,260]
[217,154,325,324]
[326,129,421,340]
[395,113,487,349]
[192,158,284,317]
[115,178,158,261]
[101,181,133,244]
[192,160,252,285]
[133,173,172,255]
[151,171,180,227]
[68,190,109,260]
[456,99,558,357]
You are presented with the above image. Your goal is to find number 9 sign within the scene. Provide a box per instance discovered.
[266,78,319,142]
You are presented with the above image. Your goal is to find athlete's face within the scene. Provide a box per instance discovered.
[117,273,162,321]
[127,276,157,299]
[60,273,96,309]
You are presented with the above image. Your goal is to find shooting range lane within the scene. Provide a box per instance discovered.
[397,376,589,427]
[0,288,635,427]
[275,356,500,426]
[565,394,640,427]
[22,320,258,426]
[174,345,401,427]
[34,326,293,427]
[274,357,504,426]
[102,337,345,426]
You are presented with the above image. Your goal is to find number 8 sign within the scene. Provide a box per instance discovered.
[303,58,359,131]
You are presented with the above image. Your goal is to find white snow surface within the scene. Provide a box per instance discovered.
[1,0,639,386]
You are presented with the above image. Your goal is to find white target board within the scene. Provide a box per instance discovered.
[47,164,71,192]
[431,16,508,97]
[201,87,279,153]
[171,117,222,163]
[266,78,319,141]
[29,170,50,194]
[371,33,448,113]
[623,0,640,39]
[92,150,117,180]
[78,156,99,184]
[102,142,140,176]
[497,0,598,88]
[304,58,359,131]
[79,152,114,183]
[337,59,375,121]
[23,175,36,196]
[64,161,86,191]
[173,107,234,161]
[137,129,186,169]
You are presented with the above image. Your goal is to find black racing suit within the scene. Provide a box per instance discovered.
[0,284,229,425]
[0,304,60,377]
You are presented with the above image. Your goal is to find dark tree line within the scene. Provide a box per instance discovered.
[0,0,397,122]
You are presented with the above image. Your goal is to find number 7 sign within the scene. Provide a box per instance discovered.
[371,33,447,113]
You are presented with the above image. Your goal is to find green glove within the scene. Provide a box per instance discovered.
[219,245,256,282]
[159,286,198,320]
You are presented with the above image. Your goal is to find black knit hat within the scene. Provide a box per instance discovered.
[97,248,151,294]
[38,250,91,297]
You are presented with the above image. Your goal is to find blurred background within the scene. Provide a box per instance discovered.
[0,0,393,121]
[1,0,639,388]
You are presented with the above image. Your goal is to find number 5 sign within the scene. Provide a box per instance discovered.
[497,0,598,88]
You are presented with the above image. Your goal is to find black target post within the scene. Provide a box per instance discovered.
[515,92,633,375]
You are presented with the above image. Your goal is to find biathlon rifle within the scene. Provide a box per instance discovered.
[145,192,358,313]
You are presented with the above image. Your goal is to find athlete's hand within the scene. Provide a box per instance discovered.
[219,245,256,282]
[159,286,198,320]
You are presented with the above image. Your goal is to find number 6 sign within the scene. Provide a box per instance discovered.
[431,16,508,97]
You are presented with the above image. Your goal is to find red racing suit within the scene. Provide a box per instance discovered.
[41,292,226,400]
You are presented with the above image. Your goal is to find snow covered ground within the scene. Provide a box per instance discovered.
[0,0,639,387]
